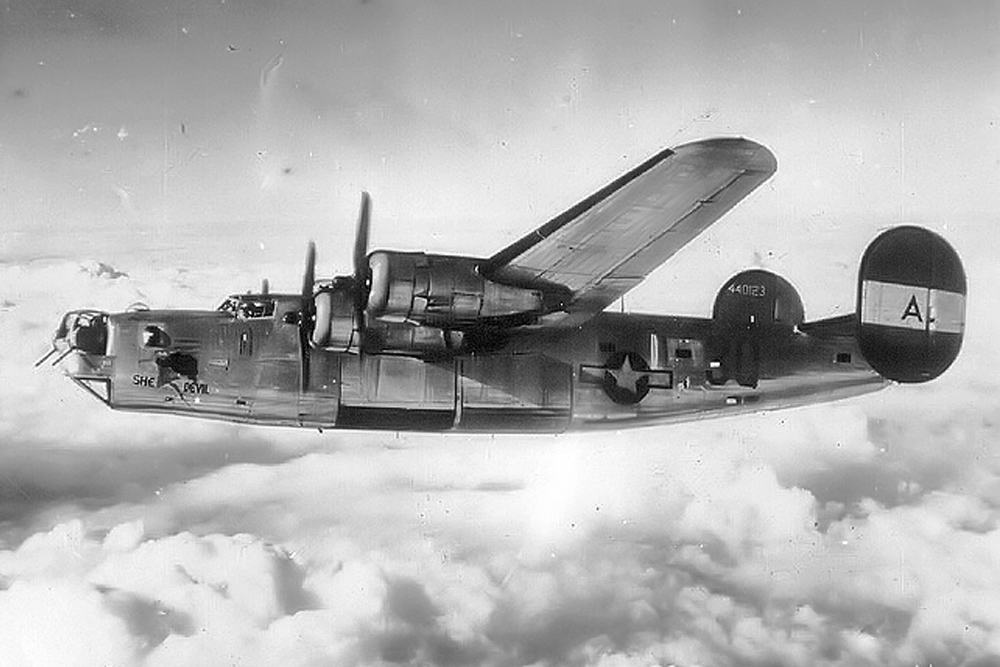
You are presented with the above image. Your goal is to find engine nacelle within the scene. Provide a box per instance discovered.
[312,279,361,352]
[312,281,460,356]
[311,260,522,357]
[366,251,546,328]
[709,269,804,387]
[857,226,965,382]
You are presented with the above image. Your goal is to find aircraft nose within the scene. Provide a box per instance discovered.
[35,310,110,367]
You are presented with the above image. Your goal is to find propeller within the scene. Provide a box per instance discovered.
[353,191,372,315]
[302,241,317,301]
[299,192,371,392]
[298,241,317,391]
[352,192,372,356]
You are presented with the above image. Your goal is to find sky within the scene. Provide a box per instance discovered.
[1,1,1000,666]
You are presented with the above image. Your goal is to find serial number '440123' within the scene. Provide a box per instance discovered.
[728,283,767,297]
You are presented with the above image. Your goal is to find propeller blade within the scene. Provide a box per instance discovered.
[299,241,317,392]
[352,192,371,354]
[302,241,317,302]
[353,192,371,284]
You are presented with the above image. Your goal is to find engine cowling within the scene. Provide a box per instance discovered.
[857,226,965,382]
[709,269,804,387]
[311,251,543,356]
[312,280,460,356]
[366,251,546,328]
[312,279,360,352]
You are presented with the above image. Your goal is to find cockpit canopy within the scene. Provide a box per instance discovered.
[217,295,276,319]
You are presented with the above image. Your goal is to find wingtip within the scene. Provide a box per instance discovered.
[672,136,777,174]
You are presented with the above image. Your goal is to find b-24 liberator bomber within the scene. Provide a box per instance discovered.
[39,138,966,432]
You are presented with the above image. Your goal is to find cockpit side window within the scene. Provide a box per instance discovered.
[217,296,275,319]
[217,298,238,315]
[237,298,275,319]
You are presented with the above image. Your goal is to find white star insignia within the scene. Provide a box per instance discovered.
[608,355,647,394]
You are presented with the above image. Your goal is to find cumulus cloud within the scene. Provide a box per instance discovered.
[1,224,998,667]
[4,0,998,660]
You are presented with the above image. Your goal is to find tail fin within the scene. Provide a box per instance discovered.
[857,226,966,382]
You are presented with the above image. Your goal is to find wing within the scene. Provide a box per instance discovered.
[482,137,777,326]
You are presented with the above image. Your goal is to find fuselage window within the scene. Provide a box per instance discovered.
[669,339,701,365]
[239,330,253,356]
[142,325,171,348]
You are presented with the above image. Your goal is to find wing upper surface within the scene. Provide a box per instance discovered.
[483,137,777,325]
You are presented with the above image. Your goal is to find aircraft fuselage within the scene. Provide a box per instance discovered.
[65,295,885,432]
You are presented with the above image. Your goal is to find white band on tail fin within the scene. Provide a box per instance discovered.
[860,280,964,335]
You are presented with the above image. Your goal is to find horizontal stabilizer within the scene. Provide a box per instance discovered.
[799,314,855,338]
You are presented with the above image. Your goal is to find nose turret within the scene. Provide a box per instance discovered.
[35,309,111,368]
[35,309,115,404]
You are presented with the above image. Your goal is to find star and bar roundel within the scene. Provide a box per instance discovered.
[580,351,674,405]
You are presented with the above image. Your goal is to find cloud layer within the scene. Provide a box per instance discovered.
[0,229,998,667]
[3,1,998,662]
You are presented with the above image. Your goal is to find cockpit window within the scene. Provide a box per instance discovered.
[217,296,275,319]
[217,297,238,315]
[238,298,275,319]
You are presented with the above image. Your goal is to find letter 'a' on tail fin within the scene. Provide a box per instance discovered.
[857,226,966,383]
